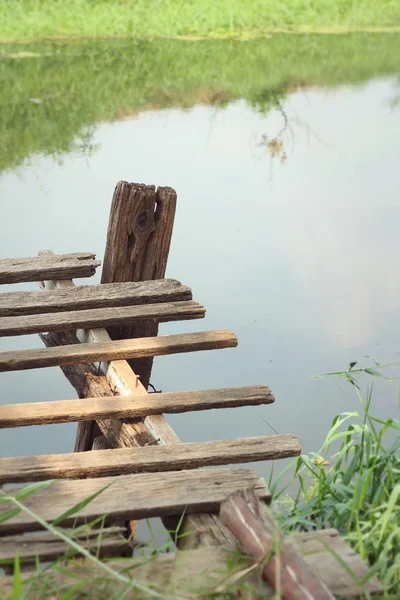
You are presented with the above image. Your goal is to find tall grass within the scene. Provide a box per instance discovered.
[0,0,400,41]
[272,361,400,597]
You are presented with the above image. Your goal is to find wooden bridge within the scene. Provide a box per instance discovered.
[0,182,382,597]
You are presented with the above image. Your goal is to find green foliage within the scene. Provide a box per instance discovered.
[0,0,400,41]
[274,363,400,597]
[1,34,400,175]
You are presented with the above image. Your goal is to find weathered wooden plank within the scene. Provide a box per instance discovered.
[38,256,236,547]
[0,301,205,337]
[0,435,300,483]
[0,252,100,285]
[37,267,180,451]
[0,527,132,565]
[0,386,274,428]
[0,330,238,372]
[0,280,192,317]
[0,530,383,597]
[0,468,269,535]
[221,489,334,600]
[101,182,177,389]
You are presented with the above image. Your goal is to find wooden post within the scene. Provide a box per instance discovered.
[220,489,335,600]
[101,182,177,390]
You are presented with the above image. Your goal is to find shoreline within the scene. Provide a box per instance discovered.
[1,26,400,44]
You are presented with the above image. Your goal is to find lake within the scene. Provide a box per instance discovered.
[1,35,399,479]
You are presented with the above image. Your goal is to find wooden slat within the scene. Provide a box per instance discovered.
[0,435,300,483]
[0,530,383,597]
[0,279,192,317]
[37,261,236,547]
[221,489,334,600]
[0,468,269,535]
[0,330,238,372]
[0,301,205,337]
[0,252,100,285]
[0,386,274,428]
[0,527,132,565]
[38,270,182,449]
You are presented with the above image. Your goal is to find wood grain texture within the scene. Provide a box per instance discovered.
[39,330,180,450]
[0,330,238,372]
[101,182,177,389]
[0,530,383,597]
[0,280,192,317]
[0,527,131,565]
[36,267,178,451]
[0,301,205,337]
[0,468,269,535]
[0,386,274,428]
[0,252,100,284]
[36,253,237,548]
[38,323,239,549]
[0,435,300,483]
[220,489,334,600]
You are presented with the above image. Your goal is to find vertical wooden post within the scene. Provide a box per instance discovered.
[101,181,177,390]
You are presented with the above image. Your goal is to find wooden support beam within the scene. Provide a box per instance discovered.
[0,252,100,285]
[0,435,301,483]
[0,527,132,566]
[101,182,177,390]
[38,321,238,550]
[0,330,237,372]
[0,279,192,317]
[0,386,274,428]
[0,301,205,337]
[37,252,237,549]
[220,489,335,600]
[0,468,269,535]
[37,264,181,452]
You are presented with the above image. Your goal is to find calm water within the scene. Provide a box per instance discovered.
[0,38,399,481]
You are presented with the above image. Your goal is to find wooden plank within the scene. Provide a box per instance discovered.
[0,527,132,565]
[0,386,274,428]
[0,279,192,317]
[37,265,181,451]
[0,252,100,284]
[0,435,300,483]
[220,489,334,600]
[0,468,269,535]
[101,182,177,389]
[0,530,383,597]
[0,330,238,372]
[0,301,205,337]
[38,256,237,547]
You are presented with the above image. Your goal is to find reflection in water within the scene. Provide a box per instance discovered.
[0,36,399,472]
[1,34,400,173]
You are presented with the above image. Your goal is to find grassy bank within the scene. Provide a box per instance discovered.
[0,0,400,41]
[1,34,400,175]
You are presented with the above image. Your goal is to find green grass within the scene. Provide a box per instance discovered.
[1,361,399,598]
[272,361,400,597]
[1,34,400,175]
[1,0,400,41]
